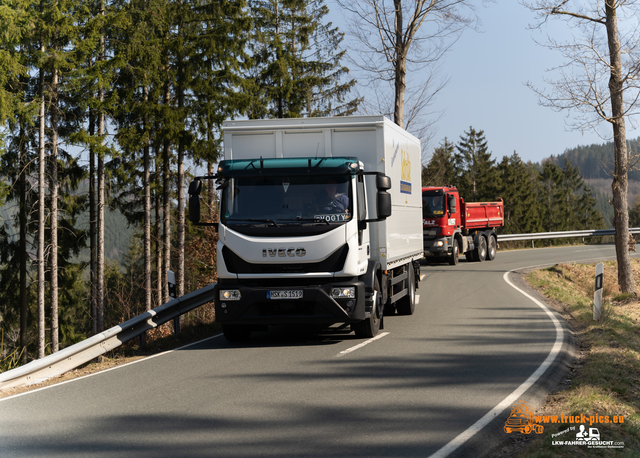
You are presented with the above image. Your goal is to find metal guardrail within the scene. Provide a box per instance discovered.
[498,227,640,243]
[0,283,217,392]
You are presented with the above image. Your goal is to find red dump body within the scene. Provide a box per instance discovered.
[461,200,504,230]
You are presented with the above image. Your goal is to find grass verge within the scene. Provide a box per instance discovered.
[498,259,640,457]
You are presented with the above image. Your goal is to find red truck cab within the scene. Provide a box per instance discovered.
[422,186,503,265]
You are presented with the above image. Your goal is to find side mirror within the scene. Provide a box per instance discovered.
[377,191,392,219]
[188,195,201,223]
[376,175,391,191]
[188,180,202,223]
[448,194,456,213]
[189,179,203,195]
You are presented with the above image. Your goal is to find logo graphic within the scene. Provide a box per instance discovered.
[262,248,306,258]
[400,150,412,194]
[576,425,600,441]
[504,401,544,434]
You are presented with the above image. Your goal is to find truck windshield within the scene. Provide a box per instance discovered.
[221,175,353,231]
[422,190,445,218]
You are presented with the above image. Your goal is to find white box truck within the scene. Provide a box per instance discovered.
[188,116,423,341]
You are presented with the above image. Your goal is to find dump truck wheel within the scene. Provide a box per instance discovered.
[486,234,497,261]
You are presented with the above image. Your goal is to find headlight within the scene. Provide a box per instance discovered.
[436,241,444,247]
[219,290,241,301]
[331,287,355,299]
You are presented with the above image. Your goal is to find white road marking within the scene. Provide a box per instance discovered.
[429,270,564,458]
[336,332,390,357]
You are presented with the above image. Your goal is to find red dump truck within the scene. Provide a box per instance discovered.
[422,185,504,265]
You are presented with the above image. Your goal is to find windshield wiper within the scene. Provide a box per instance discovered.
[291,217,331,225]
[226,218,280,228]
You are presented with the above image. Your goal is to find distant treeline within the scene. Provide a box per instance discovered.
[546,137,640,180]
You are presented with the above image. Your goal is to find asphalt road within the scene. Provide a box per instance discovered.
[0,244,632,458]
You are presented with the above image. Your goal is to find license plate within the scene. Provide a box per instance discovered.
[267,290,303,300]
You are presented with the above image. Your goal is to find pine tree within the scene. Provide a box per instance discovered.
[247,0,358,119]
[538,161,564,233]
[454,127,500,201]
[422,138,455,186]
[498,153,543,234]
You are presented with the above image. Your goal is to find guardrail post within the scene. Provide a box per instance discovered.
[532,240,534,249]
[168,270,180,335]
[594,262,603,321]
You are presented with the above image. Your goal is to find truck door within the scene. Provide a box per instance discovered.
[447,192,461,229]
[356,175,370,266]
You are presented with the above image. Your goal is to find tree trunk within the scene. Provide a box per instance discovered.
[208,161,214,216]
[19,123,28,364]
[393,0,406,129]
[155,181,163,307]
[605,0,636,293]
[144,86,151,312]
[50,66,59,352]
[177,45,185,298]
[89,104,96,335]
[37,40,46,359]
[97,122,105,332]
[162,82,171,305]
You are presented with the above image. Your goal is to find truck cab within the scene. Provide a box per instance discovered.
[422,186,462,264]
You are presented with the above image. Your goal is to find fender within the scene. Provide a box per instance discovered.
[360,260,384,329]
[361,259,381,293]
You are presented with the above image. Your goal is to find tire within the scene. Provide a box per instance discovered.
[396,263,416,316]
[222,324,252,342]
[465,250,475,262]
[475,235,487,262]
[449,239,459,265]
[353,276,382,338]
[486,234,497,261]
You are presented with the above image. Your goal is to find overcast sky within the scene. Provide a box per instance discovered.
[329,0,640,165]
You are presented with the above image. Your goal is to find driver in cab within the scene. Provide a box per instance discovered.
[318,180,349,213]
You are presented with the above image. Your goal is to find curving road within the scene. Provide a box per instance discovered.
[0,244,635,458]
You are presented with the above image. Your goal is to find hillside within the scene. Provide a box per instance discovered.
[0,186,134,264]
[546,137,640,229]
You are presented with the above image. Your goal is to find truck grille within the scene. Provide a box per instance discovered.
[222,245,349,274]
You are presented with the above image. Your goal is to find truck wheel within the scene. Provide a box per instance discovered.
[222,324,252,342]
[486,234,497,261]
[449,239,459,265]
[396,263,416,315]
[353,277,381,338]
[475,235,487,262]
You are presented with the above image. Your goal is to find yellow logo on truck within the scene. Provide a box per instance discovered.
[400,150,412,194]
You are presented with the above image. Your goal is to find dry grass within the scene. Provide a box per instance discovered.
[498,260,640,457]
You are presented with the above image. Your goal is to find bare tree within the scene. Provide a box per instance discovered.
[523,0,640,293]
[337,0,478,136]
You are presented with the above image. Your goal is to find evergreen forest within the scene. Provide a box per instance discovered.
[0,0,359,366]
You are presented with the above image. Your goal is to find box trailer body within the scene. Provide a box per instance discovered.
[189,116,423,341]
[422,186,503,265]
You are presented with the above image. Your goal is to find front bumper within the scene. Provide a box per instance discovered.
[214,280,367,326]
[423,236,451,256]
